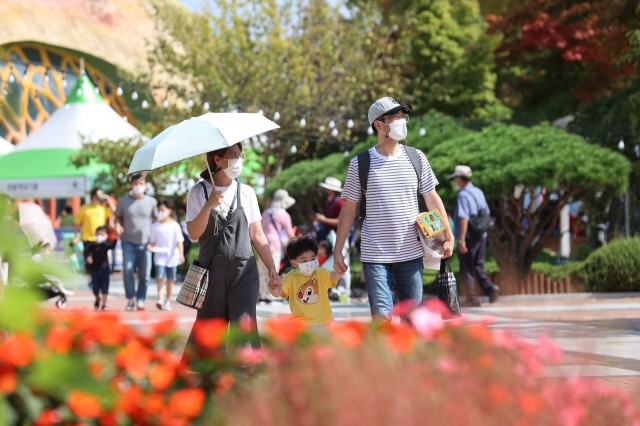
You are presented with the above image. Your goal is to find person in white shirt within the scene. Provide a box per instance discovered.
[147,199,184,311]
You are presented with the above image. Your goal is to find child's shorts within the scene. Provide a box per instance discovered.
[90,269,110,295]
[155,265,177,282]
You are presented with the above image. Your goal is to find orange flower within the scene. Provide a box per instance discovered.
[0,366,17,394]
[88,360,106,380]
[193,319,228,349]
[466,324,493,344]
[0,333,37,367]
[486,383,511,405]
[116,385,143,416]
[169,388,206,418]
[265,317,307,345]
[144,392,166,413]
[45,325,75,354]
[116,340,154,379]
[215,372,236,395]
[68,391,102,418]
[518,391,544,417]
[149,364,177,391]
[330,321,368,348]
[385,323,416,354]
[476,353,494,370]
[151,318,177,337]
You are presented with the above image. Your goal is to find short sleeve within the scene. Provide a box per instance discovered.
[186,183,207,222]
[175,222,185,242]
[457,194,472,219]
[317,268,337,288]
[115,201,123,220]
[417,150,438,195]
[74,207,84,225]
[281,273,294,298]
[104,207,113,220]
[149,224,158,244]
[242,184,262,224]
[341,156,361,203]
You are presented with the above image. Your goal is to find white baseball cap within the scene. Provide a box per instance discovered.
[368,97,412,125]
[448,165,472,179]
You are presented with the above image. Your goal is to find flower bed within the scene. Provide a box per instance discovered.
[1,292,639,425]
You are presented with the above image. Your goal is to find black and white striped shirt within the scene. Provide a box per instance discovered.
[342,146,438,263]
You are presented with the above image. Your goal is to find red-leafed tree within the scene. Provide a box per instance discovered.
[488,0,637,121]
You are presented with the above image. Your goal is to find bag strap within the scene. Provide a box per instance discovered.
[439,258,452,273]
[357,145,422,219]
[462,188,488,214]
[200,180,239,220]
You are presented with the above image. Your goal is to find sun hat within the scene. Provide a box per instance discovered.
[448,165,472,179]
[368,97,412,125]
[318,176,343,193]
[271,189,295,209]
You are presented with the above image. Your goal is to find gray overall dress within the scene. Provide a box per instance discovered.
[193,180,259,322]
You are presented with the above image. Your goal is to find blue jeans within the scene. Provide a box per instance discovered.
[122,242,151,301]
[363,256,424,319]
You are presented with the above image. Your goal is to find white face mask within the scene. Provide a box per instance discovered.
[223,157,243,179]
[132,185,145,195]
[158,212,169,221]
[386,119,408,141]
[297,258,319,276]
[95,235,107,244]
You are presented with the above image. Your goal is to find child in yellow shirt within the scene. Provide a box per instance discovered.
[269,236,347,327]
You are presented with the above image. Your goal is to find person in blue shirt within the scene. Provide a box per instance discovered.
[450,165,499,306]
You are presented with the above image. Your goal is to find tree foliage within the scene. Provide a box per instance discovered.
[488,0,638,122]
[428,123,630,279]
[148,0,408,183]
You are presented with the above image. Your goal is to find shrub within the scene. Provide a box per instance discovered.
[582,237,640,292]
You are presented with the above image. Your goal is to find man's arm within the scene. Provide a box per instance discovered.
[423,190,455,258]
[333,199,358,273]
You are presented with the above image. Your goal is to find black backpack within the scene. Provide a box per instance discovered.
[357,145,422,219]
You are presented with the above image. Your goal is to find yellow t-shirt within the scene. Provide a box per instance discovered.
[74,204,112,241]
[281,268,337,326]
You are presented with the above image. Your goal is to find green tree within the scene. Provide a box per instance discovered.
[428,123,630,286]
[148,0,408,184]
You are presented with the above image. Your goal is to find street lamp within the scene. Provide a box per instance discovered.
[618,138,630,238]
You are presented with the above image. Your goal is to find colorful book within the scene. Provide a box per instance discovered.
[416,210,446,239]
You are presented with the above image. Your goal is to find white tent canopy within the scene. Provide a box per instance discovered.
[0,136,13,155]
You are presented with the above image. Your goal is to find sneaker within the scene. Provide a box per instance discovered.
[488,285,500,304]
[136,300,145,311]
[125,299,135,311]
[163,300,172,311]
[328,288,340,302]
[156,300,164,311]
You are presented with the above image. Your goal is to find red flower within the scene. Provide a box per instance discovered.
[215,372,236,395]
[518,391,544,417]
[116,340,154,379]
[265,317,307,345]
[193,319,228,349]
[45,325,75,353]
[68,391,103,418]
[330,321,368,348]
[385,323,416,354]
[169,388,206,418]
[149,364,177,391]
[33,409,62,426]
[0,333,37,367]
[0,366,17,394]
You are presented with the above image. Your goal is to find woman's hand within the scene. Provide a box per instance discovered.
[205,190,224,210]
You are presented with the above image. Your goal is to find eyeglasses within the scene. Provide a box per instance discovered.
[223,153,245,160]
[381,113,409,123]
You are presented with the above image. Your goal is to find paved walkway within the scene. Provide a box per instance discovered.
[41,274,640,404]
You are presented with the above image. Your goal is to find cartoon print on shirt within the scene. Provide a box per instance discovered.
[296,278,319,305]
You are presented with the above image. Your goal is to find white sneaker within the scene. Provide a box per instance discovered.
[136,300,145,311]
[163,300,172,311]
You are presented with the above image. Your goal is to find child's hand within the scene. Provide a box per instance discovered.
[87,256,93,265]
[146,244,153,251]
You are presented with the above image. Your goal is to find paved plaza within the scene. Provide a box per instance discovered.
[41,274,640,404]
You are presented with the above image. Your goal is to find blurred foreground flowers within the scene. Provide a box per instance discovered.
[1,293,639,425]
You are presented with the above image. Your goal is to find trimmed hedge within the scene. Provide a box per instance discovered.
[582,237,640,292]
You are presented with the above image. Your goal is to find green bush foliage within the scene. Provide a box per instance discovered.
[582,237,640,292]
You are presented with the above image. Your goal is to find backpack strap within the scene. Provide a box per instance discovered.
[357,146,422,219]
[200,181,208,201]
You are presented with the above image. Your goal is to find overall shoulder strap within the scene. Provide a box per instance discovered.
[200,181,208,201]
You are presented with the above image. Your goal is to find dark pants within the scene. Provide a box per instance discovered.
[91,269,110,296]
[458,233,494,301]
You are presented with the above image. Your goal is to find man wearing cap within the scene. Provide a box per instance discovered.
[450,165,499,306]
[333,97,454,319]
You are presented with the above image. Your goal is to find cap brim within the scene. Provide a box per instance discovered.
[318,182,343,192]
[448,173,459,179]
